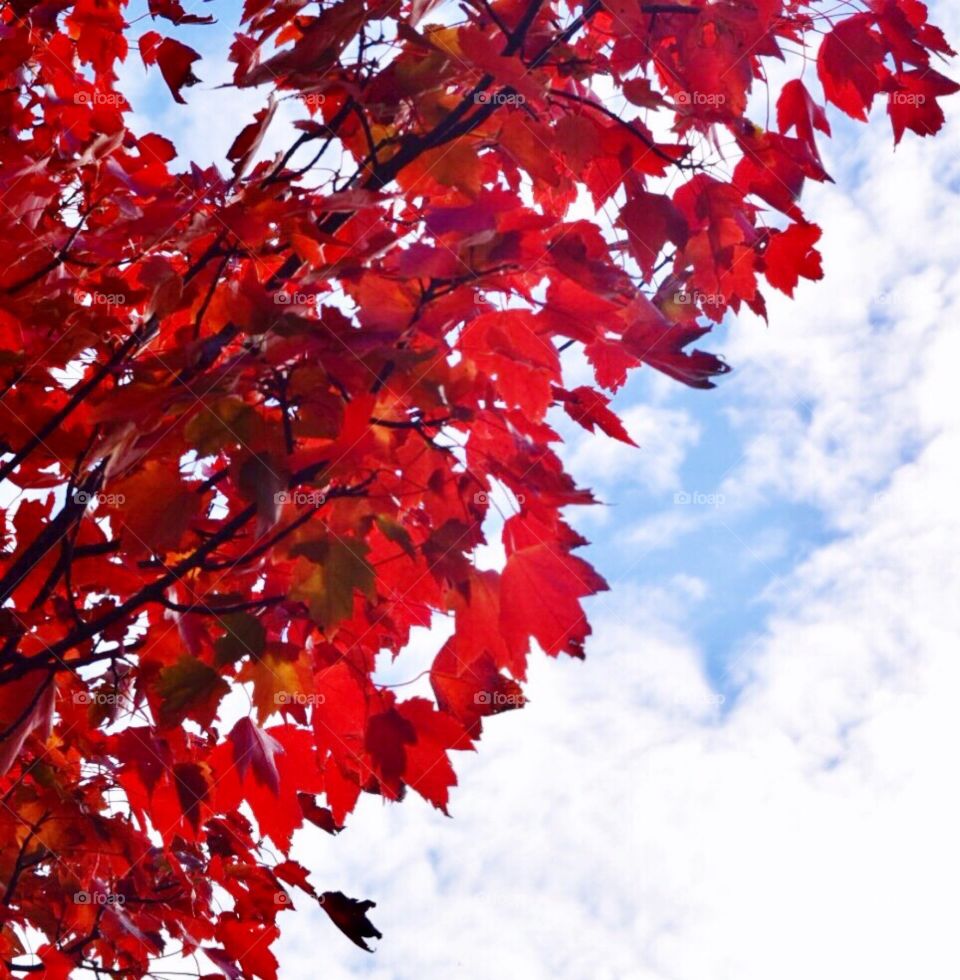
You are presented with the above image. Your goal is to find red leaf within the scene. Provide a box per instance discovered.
[215,916,279,980]
[138,30,162,64]
[227,99,278,177]
[273,859,316,897]
[297,793,343,834]
[585,338,640,393]
[0,670,54,777]
[623,314,731,389]
[396,697,472,812]
[213,725,322,850]
[229,717,282,795]
[141,34,202,104]
[173,761,210,832]
[148,0,215,24]
[887,68,960,144]
[37,946,75,979]
[777,79,831,165]
[555,385,637,446]
[500,533,608,661]
[817,15,886,120]
[618,191,688,281]
[431,639,526,725]
[763,222,824,297]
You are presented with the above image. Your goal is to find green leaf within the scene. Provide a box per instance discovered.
[154,656,229,729]
[374,515,415,558]
[291,538,375,629]
[214,612,267,666]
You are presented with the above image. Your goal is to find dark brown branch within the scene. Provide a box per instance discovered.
[370,415,452,429]
[155,595,286,615]
[0,469,378,684]
[2,204,95,296]
[506,0,545,52]
[0,464,105,604]
[0,233,226,484]
[2,812,48,905]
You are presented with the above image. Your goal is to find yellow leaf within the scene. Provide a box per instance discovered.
[240,651,313,724]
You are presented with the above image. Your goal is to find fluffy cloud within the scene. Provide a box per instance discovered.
[560,404,701,499]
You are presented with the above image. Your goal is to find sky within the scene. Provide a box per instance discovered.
[118,2,960,976]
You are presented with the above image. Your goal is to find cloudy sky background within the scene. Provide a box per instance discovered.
[118,2,960,975]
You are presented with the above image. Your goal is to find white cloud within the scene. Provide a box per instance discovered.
[717,113,960,529]
[561,405,701,499]
[627,507,702,553]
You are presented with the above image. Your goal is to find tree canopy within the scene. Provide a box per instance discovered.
[0,0,955,975]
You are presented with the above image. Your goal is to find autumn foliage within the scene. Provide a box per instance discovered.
[0,0,955,975]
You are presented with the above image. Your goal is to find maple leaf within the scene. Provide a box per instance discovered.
[396,697,472,812]
[763,223,825,297]
[214,612,267,666]
[38,946,76,979]
[0,670,54,777]
[618,190,689,281]
[107,461,200,557]
[500,521,609,663]
[147,0,215,25]
[555,385,638,446]
[298,793,343,834]
[152,656,230,730]
[238,649,313,724]
[173,761,211,832]
[0,0,954,972]
[213,724,322,850]
[139,32,203,104]
[777,79,831,166]
[215,917,279,980]
[230,717,283,794]
[431,638,527,727]
[290,537,376,630]
[228,99,278,177]
[887,68,960,143]
[818,16,887,121]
